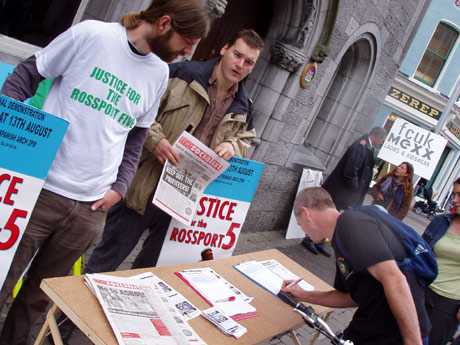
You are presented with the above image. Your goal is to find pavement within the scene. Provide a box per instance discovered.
[0,202,431,345]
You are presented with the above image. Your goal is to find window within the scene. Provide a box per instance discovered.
[414,22,458,87]
[0,0,83,47]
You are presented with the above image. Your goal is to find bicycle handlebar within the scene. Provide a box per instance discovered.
[277,291,354,345]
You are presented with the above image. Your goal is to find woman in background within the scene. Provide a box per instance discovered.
[423,177,460,345]
[371,161,414,220]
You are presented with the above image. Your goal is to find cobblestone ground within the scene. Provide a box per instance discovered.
[0,202,433,345]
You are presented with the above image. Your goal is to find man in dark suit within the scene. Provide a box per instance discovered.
[302,127,387,256]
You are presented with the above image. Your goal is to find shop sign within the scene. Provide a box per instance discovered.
[388,87,441,120]
[378,118,447,180]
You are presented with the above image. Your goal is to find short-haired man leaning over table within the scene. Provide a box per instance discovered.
[282,187,430,345]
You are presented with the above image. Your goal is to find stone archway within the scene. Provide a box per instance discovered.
[304,33,377,170]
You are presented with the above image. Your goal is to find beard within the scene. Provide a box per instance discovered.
[147,30,179,62]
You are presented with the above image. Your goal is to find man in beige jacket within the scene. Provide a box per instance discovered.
[86,29,264,271]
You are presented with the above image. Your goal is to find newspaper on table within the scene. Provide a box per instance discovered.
[84,273,206,345]
[175,267,256,320]
[153,131,230,226]
[133,272,201,321]
[234,259,314,295]
[201,306,247,339]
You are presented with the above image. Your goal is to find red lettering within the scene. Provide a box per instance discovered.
[210,233,219,247]
[203,233,212,246]
[226,202,237,221]
[206,198,217,217]
[170,227,179,241]
[212,199,221,219]
[4,176,23,205]
[178,229,186,242]
[0,174,11,203]
[222,223,240,250]
[196,197,207,216]
[0,208,28,250]
[185,229,192,243]
[192,230,199,244]
[197,231,205,245]
[218,234,225,247]
[218,201,230,220]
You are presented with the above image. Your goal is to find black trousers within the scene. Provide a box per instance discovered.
[426,288,460,345]
[86,198,171,273]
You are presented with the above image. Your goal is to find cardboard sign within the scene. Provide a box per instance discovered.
[378,118,447,180]
[156,158,264,266]
[285,169,323,239]
[0,95,68,289]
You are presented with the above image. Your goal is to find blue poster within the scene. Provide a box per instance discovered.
[0,94,68,289]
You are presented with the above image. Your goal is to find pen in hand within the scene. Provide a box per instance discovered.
[285,278,302,289]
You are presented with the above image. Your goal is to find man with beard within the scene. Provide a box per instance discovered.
[0,1,209,344]
[85,29,263,273]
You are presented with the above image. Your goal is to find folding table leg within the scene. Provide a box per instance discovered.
[289,330,303,345]
[308,311,333,345]
[33,304,64,345]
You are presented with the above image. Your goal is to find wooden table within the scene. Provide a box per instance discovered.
[35,249,332,345]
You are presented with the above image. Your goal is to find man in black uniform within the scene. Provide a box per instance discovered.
[283,187,430,345]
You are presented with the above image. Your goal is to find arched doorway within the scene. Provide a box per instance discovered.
[192,0,273,61]
[304,34,377,170]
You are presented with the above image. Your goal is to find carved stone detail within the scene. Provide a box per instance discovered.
[206,0,228,19]
[293,0,318,48]
[270,40,308,72]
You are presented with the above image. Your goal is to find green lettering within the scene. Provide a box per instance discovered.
[78,91,87,103]
[133,93,141,105]
[98,100,107,111]
[102,71,111,84]
[70,88,80,100]
[84,94,93,107]
[91,97,100,109]
[104,103,113,116]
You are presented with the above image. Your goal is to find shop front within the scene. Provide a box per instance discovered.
[375,74,460,208]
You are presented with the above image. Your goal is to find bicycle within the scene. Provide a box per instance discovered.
[278,291,354,345]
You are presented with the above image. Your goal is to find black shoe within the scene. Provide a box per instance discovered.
[301,238,319,255]
[315,243,332,258]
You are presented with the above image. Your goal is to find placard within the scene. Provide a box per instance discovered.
[0,95,68,289]
[378,118,447,180]
[285,168,323,239]
[156,158,264,266]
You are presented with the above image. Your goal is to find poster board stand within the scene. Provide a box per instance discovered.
[285,168,323,239]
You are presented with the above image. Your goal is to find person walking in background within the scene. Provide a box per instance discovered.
[301,127,387,256]
[371,161,414,220]
[322,126,387,210]
[0,1,210,344]
[423,177,460,345]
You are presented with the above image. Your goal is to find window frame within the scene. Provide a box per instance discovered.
[413,21,459,88]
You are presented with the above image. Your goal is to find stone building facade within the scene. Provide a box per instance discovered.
[0,0,430,233]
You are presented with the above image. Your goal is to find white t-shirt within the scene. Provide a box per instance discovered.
[36,20,168,201]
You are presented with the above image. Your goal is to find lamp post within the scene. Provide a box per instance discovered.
[434,77,460,133]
